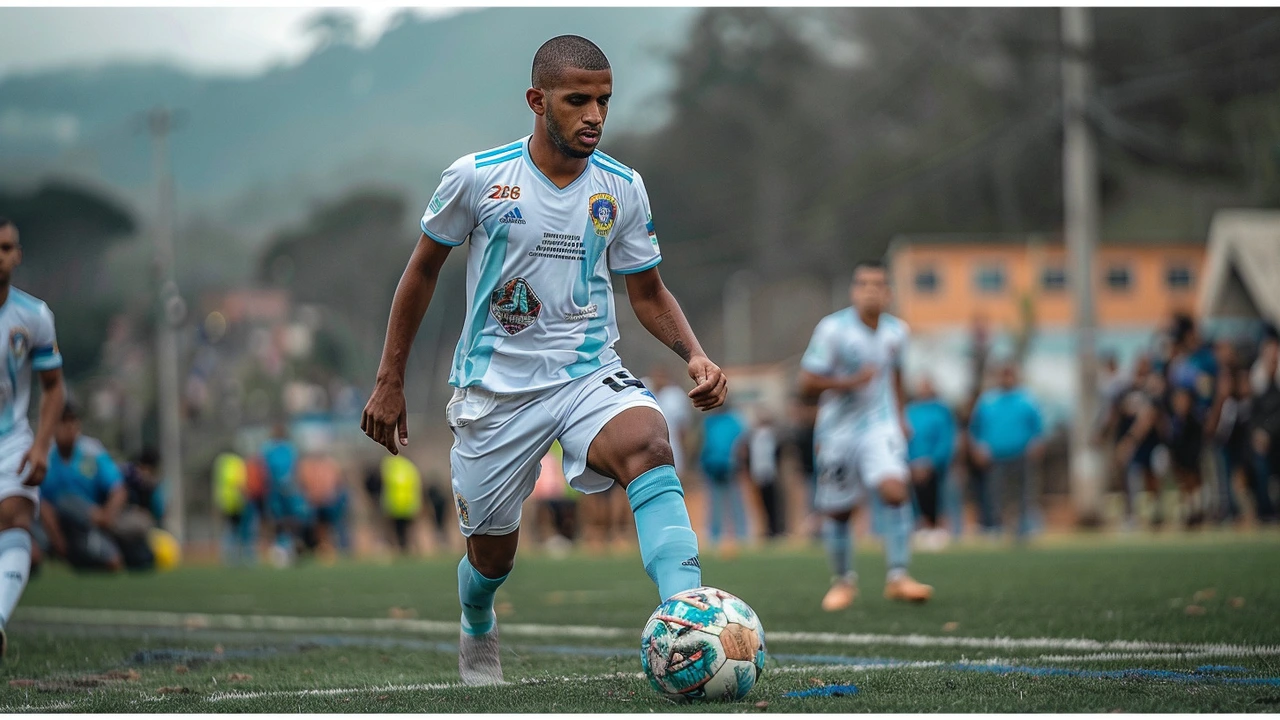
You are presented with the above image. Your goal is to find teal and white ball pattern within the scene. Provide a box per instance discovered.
[640,586,766,702]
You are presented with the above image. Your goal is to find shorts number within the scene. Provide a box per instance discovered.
[489,185,521,200]
[602,370,646,393]
[820,464,851,489]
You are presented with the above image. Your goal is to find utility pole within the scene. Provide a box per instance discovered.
[1062,7,1103,526]
[146,107,187,543]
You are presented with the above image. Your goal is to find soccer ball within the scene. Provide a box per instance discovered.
[640,586,766,702]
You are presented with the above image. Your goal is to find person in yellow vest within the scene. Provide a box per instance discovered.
[380,455,422,553]
[212,450,255,565]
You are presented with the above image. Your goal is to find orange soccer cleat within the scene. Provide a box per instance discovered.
[884,575,934,603]
[821,579,859,612]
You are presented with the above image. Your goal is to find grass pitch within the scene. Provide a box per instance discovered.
[1,532,1278,712]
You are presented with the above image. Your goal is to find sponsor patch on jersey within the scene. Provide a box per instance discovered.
[588,193,618,237]
[499,206,526,225]
[646,212,658,247]
[490,277,542,335]
[427,192,445,214]
[9,328,28,360]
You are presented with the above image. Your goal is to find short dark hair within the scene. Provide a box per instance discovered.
[135,447,160,468]
[532,35,610,89]
[853,260,887,278]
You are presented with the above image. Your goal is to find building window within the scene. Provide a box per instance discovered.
[974,264,1005,294]
[1105,265,1132,292]
[1041,266,1067,292]
[1166,265,1193,290]
[914,267,939,294]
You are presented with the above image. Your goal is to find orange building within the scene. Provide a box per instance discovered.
[886,234,1205,332]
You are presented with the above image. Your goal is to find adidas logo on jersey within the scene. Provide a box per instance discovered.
[499,207,527,225]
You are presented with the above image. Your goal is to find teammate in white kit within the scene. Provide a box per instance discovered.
[799,261,933,611]
[361,36,727,686]
[0,217,66,660]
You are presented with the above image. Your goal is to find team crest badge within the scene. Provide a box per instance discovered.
[588,193,618,237]
[455,492,470,526]
[9,328,28,360]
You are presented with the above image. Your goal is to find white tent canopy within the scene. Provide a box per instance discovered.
[1198,209,1280,324]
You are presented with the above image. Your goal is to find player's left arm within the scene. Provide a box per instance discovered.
[625,269,726,411]
[95,452,127,527]
[612,172,725,411]
[20,369,64,487]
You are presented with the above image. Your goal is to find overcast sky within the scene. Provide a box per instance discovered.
[0,7,465,78]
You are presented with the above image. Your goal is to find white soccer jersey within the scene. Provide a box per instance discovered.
[801,308,908,441]
[0,288,61,457]
[421,136,662,394]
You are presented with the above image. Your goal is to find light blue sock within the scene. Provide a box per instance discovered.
[882,501,913,578]
[626,466,701,601]
[457,557,507,636]
[822,517,853,580]
[0,528,32,628]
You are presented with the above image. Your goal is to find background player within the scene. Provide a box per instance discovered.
[360,36,727,685]
[798,260,933,611]
[0,217,66,659]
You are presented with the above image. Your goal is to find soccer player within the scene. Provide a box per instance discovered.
[0,217,66,660]
[798,261,933,612]
[361,36,726,685]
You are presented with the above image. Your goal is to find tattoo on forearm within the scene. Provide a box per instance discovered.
[655,310,692,361]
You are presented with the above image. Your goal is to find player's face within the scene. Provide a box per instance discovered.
[0,227,21,285]
[541,68,612,159]
[850,267,888,316]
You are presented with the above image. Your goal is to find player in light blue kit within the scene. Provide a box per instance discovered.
[799,261,933,612]
[361,36,727,685]
[0,217,66,660]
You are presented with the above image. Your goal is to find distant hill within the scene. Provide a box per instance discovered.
[0,7,695,231]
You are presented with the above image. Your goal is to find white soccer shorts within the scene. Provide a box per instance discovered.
[813,423,908,513]
[446,360,662,537]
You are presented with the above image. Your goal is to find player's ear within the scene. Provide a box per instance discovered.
[527,87,546,117]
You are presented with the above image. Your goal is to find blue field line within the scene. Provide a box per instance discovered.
[784,684,859,698]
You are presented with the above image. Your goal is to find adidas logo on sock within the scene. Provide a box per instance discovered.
[499,206,526,224]
[681,556,700,568]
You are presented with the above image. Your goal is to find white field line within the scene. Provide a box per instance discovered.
[19,606,1280,659]
[0,700,76,712]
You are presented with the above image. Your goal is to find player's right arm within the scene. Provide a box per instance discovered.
[362,237,453,455]
[363,156,476,455]
[796,318,873,400]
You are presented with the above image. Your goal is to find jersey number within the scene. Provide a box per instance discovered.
[602,370,646,393]
[489,185,521,200]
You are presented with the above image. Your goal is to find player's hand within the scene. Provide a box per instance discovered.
[362,378,409,455]
[18,447,48,487]
[89,506,112,530]
[687,355,727,411]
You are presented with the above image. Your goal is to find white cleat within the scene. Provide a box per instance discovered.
[459,622,504,686]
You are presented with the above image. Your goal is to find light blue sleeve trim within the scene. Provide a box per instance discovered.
[611,255,662,275]
[421,220,465,247]
[32,354,63,371]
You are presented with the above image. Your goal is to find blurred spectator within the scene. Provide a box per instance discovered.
[646,366,693,475]
[1251,326,1280,395]
[1164,386,1205,527]
[531,441,575,555]
[1250,337,1280,524]
[785,395,819,539]
[905,376,957,548]
[40,402,148,571]
[423,470,451,550]
[699,404,749,549]
[121,447,164,528]
[371,454,422,553]
[1206,339,1243,523]
[1110,356,1166,529]
[1167,313,1218,415]
[298,452,350,559]
[213,449,255,565]
[745,410,784,540]
[261,423,308,567]
[969,362,1045,539]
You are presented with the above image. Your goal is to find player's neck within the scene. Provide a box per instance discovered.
[0,282,10,308]
[858,309,880,330]
[528,132,589,189]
